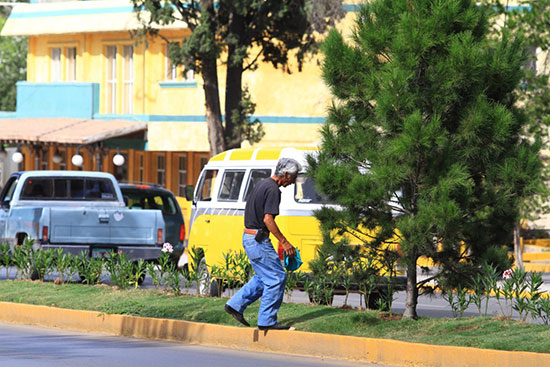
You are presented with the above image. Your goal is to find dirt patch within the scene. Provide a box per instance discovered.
[494,315,512,322]
[377,312,403,321]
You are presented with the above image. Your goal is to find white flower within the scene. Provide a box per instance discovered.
[502,269,513,280]
[162,242,174,253]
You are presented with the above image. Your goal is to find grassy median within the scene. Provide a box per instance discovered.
[1,279,549,353]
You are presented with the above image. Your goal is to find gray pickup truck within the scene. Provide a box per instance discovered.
[0,171,165,261]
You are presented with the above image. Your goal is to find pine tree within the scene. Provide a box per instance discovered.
[309,0,542,319]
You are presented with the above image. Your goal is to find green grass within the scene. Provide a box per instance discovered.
[1,280,550,353]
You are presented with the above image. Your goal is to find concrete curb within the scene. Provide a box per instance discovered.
[1,301,549,366]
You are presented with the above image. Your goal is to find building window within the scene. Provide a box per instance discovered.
[177,155,188,196]
[165,42,193,82]
[40,150,49,170]
[122,45,133,114]
[58,150,67,171]
[105,45,117,114]
[138,153,144,183]
[166,43,177,81]
[157,155,166,187]
[51,47,61,82]
[65,47,77,81]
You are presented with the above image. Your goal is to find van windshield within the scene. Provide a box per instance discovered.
[294,174,329,204]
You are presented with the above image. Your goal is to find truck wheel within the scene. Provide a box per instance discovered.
[366,290,390,311]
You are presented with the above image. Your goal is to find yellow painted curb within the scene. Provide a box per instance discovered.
[0,301,549,367]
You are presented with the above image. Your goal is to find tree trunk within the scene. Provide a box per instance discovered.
[402,253,418,319]
[225,58,243,149]
[201,0,225,156]
[224,13,245,150]
[513,224,523,270]
[202,60,225,156]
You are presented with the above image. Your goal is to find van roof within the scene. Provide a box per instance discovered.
[209,147,317,163]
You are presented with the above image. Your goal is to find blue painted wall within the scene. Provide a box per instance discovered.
[16,82,100,119]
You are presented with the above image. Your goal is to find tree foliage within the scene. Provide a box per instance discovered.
[481,1,550,223]
[0,12,27,111]
[131,0,344,155]
[309,0,542,318]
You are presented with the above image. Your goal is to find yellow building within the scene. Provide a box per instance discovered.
[0,0,357,194]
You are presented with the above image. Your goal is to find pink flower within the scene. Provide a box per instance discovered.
[161,242,174,253]
[502,269,513,280]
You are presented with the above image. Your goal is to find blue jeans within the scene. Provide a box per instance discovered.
[226,233,287,327]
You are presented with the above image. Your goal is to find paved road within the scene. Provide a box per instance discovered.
[0,322,378,367]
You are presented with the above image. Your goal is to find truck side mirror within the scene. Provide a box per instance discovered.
[184,185,194,201]
[123,195,129,206]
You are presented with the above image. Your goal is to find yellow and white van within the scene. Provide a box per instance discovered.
[182,146,405,300]
[182,147,322,279]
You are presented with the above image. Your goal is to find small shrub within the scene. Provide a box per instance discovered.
[29,248,55,281]
[53,249,73,284]
[164,262,183,296]
[74,251,103,285]
[0,243,12,279]
[441,284,471,318]
[105,251,134,289]
[13,239,33,279]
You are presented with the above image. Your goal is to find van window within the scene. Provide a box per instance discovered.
[294,174,326,204]
[219,170,245,201]
[244,169,272,201]
[196,169,218,201]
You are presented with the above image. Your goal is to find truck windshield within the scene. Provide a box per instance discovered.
[125,191,177,215]
[0,176,18,203]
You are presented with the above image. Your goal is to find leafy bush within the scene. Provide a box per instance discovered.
[0,243,12,279]
[105,251,134,289]
[74,251,103,285]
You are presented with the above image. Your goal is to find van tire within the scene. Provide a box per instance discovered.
[209,278,225,297]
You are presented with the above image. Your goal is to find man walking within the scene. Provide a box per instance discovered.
[225,157,301,330]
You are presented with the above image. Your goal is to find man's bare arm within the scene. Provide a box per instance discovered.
[264,213,296,257]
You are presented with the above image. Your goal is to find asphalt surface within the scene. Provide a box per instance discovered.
[0,322,378,367]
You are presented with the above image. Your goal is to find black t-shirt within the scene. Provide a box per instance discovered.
[244,177,280,232]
